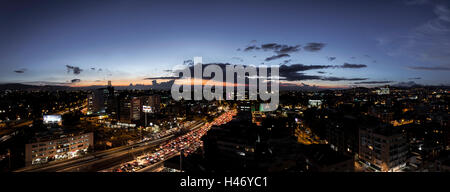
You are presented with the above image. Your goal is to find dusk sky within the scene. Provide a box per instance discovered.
[1,0,450,88]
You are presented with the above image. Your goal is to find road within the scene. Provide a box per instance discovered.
[103,110,236,172]
[14,121,205,172]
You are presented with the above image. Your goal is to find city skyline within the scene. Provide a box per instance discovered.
[1,0,450,88]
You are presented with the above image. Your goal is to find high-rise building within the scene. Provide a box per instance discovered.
[87,87,114,115]
[145,95,161,112]
[358,125,408,172]
[119,96,142,123]
[131,97,141,121]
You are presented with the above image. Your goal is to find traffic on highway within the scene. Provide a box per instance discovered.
[108,110,237,172]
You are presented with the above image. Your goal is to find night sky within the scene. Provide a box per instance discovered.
[1,0,449,87]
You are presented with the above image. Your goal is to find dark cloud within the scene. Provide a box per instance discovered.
[409,66,450,71]
[145,62,368,83]
[21,81,71,86]
[261,43,301,54]
[327,56,336,61]
[236,48,241,51]
[90,68,96,70]
[183,59,194,66]
[341,63,367,68]
[280,59,291,65]
[66,65,83,75]
[276,45,301,54]
[144,77,179,80]
[281,72,322,81]
[243,43,301,54]
[280,64,334,72]
[261,43,282,50]
[303,42,326,52]
[321,77,368,81]
[71,79,81,83]
[14,68,27,73]
[392,81,421,87]
[354,81,393,84]
[243,45,260,51]
[265,53,290,61]
[408,77,422,80]
[317,71,326,74]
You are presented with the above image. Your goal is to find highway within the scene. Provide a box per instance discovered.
[103,110,236,172]
[15,121,205,172]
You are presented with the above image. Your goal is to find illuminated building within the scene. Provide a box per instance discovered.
[25,132,93,165]
[119,96,140,123]
[308,100,322,108]
[358,125,408,172]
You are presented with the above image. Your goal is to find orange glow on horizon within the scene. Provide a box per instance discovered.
[69,78,350,89]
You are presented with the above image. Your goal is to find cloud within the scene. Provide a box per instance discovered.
[280,59,291,65]
[183,59,194,66]
[21,81,71,86]
[354,81,393,84]
[243,43,301,54]
[90,68,96,70]
[71,79,81,83]
[14,68,27,73]
[317,71,326,74]
[280,64,334,72]
[409,66,450,70]
[276,45,301,54]
[392,81,421,87]
[145,62,368,84]
[144,76,180,80]
[327,56,336,61]
[261,43,301,54]
[341,63,367,68]
[380,3,450,68]
[279,64,367,81]
[303,42,326,52]
[321,77,368,81]
[265,53,290,61]
[408,77,422,80]
[66,65,83,75]
[243,45,260,51]
[281,72,322,81]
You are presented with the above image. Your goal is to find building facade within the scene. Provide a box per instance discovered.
[25,132,94,165]
[359,126,408,172]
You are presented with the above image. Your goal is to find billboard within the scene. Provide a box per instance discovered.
[142,105,153,113]
[43,115,62,124]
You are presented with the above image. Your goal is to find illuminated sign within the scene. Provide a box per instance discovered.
[143,105,153,113]
[43,115,62,124]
